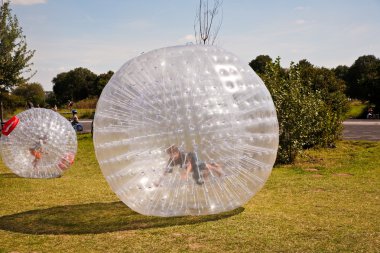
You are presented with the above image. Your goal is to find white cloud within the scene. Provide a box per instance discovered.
[10,0,47,5]
[177,34,195,44]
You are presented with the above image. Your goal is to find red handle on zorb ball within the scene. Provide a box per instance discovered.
[2,116,20,136]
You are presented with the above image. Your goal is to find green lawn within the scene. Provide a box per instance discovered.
[58,108,95,119]
[345,100,368,119]
[0,135,379,252]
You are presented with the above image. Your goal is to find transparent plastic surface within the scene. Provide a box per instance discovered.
[0,108,77,178]
[94,45,279,216]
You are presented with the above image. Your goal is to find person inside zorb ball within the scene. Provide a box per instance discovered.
[93,45,279,217]
[0,108,77,178]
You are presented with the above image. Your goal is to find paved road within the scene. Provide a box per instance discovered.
[80,119,380,141]
[342,119,380,141]
[79,120,93,134]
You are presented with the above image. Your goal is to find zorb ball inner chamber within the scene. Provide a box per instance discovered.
[94,45,279,217]
[0,108,77,178]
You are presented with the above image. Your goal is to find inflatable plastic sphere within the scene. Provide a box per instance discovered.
[94,45,279,217]
[0,108,77,178]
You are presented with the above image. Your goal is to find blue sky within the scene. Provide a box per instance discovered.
[8,0,380,91]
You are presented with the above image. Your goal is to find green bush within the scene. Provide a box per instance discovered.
[74,97,98,109]
[258,58,347,163]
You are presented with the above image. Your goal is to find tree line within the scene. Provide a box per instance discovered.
[250,54,380,112]
[49,68,113,106]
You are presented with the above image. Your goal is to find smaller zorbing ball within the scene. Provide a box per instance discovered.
[0,108,77,178]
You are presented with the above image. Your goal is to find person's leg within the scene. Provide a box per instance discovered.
[206,163,223,177]
[192,162,206,185]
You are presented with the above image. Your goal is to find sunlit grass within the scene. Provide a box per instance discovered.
[3,108,95,121]
[345,100,368,119]
[58,108,95,119]
[0,135,379,252]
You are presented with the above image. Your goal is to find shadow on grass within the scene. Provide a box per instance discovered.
[0,201,244,235]
[0,173,20,179]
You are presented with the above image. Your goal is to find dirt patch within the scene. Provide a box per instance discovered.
[188,243,204,250]
[333,173,353,177]
[304,168,319,172]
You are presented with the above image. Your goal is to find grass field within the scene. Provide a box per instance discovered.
[345,100,368,119]
[3,108,95,120]
[58,108,95,120]
[0,134,379,252]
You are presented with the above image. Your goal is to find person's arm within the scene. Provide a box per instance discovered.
[182,161,192,180]
[164,158,174,172]
[154,158,174,187]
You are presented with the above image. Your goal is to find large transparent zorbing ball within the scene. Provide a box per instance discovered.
[94,45,279,217]
[0,108,77,178]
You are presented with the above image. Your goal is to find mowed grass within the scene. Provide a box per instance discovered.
[0,135,379,252]
[346,100,368,119]
[4,108,95,120]
[57,108,95,120]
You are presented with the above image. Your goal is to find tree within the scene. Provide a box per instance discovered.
[297,61,347,113]
[13,82,45,107]
[194,0,223,45]
[45,91,58,107]
[52,67,97,105]
[0,2,35,94]
[333,65,349,83]
[249,55,273,75]
[346,55,380,110]
[93,70,113,97]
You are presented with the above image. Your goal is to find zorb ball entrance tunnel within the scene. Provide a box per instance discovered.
[93,45,279,217]
[0,108,77,178]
